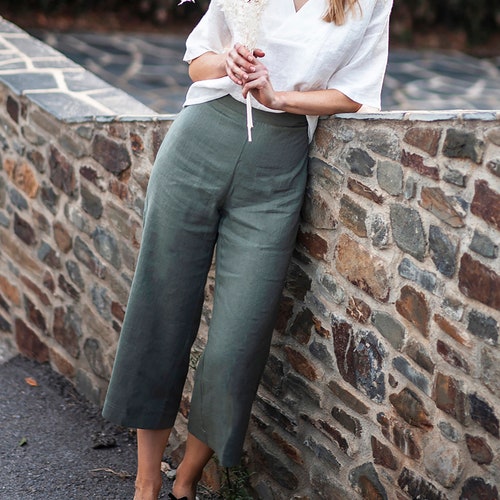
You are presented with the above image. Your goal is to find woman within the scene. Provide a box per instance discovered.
[103,0,392,498]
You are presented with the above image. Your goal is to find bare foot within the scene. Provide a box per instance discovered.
[134,478,162,500]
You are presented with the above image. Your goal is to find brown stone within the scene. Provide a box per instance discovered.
[420,186,465,228]
[49,146,76,197]
[396,285,430,337]
[339,195,367,237]
[58,274,80,301]
[434,314,472,347]
[436,340,470,373]
[275,296,294,334]
[130,132,144,154]
[0,275,21,306]
[24,295,47,334]
[312,316,330,338]
[92,134,131,175]
[43,271,55,293]
[0,229,42,275]
[270,431,303,464]
[303,416,349,453]
[3,157,15,177]
[297,229,328,260]
[465,434,493,465]
[53,306,81,358]
[346,296,371,323]
[401,150,439,180]
[302,187,337,230]
[347,177,384,204]
[14,212,36,246]
[335,233,390,303]
[403,127,441,156]
[460,477,498,500]
[79,165,99,185]
[15,318,49,363]
[284,346,318,381]
[331,406,362,436]
[433,373,467,424]
[7,95,19,123]
[13,163,39,198]
[50,348,76,378]
[327,379,369,415]
[389,388,433,429]
[471,179,500,231]
[289,307,313,344]
[371,436,398,470]
[108,178,130,201]
[458,253,500,311]
[53,221,72,253]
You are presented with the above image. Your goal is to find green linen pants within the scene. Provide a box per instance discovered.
[102,95,309,466]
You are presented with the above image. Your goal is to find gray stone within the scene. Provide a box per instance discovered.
[92,134,131,175]
[91,284,112,321]
[442,297,464,321]
[393,356,429,395]
[470,230,498,259]
[304,435,341,469]
[467,310,498,345]
[398,257,437,292]
[64,203,91,235]
[339,195,367,237]
[349,462,387,500]
[405,339,435,374]
[29,92,108,121]
[80,184,103,219]
[481,346,500,398]
[429,225,457,277]
[0,72,57,93]
[438,421,460,442]
[40,183,59,214]
[404,176,417,200]
[66,260,85,290]
[22,126,46,147]
[377,160,403,195]
[398,467,447,500]
[320,273,345,304]
[424,436,464,488]
[390,204,426,261]
[370,214,390,248]
[84,338,110,380]
[74,236,107,279]
[443,128,485,163]
[92,227,121,269]
[76,126,94,140]
[60,134,87,158]
[344,148,375,177]
[8,188,28,211]
[0,211,9,228]
[309,340,333,365]
[308,157,345,193]
[469,393,499,437]
[75,369,102,406]
[487,158,500,177]
[362,128,400,160]
[371,310,406,350]
[443,166,467,187]
[37,241,61,269]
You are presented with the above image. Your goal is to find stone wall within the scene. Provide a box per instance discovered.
[0,18,499,500]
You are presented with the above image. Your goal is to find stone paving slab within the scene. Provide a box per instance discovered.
[33,30,500,114]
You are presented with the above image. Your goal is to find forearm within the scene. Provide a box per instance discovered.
[188,51,227,82]
[273,88,362,115]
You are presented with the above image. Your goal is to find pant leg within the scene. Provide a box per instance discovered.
[188,111,309,466]
[102,102,247,429]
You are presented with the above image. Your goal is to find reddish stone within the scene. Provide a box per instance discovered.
[335,234,390,303]
[433,373,467,425]
[307,417,349,453]
[50,348,75,378]
[327,379,369,415]
[49,146,76,197]
[371,436,398,470]
[130,132,144,154]
[460,477,498,500]
[297,229,328,260]
[434,314,471,347]
[92,134,131,175]
[79,165,99,185]
[284,346,318,381]
[43,271,55,293]
[420,187,465,228]
[471,179,500,231]
[401,150,439,179]
[14,212,36,246]
[346,296,371,323]
[465,434,493,465]
[53,221,72,253]
[347,177,384,204]
[0,230,42,274]
[58,274,80,301]
[3,157,15,177]
[15,318,49,363]
[458,253,500,311]
[339,195,368,237]
[396,285,430,337]
[389,388,433,430]
[13,163,39,198]
[392,420,421,460]
[108,178,130,201]
[403,127,441,156]
[111,301,125,322]
[436,340,470,373]
[275,296,294,334]
[0,275,21,306]
[179,396,190,418]
[27,150,45,172]
[270,431,303,464]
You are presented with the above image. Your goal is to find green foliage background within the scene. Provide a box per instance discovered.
[1,0,498,45]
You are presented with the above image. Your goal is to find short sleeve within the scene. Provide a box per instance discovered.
[183,0,232,63]
[327,0,393,110]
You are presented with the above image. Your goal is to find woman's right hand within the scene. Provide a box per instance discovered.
[225,43,265,86]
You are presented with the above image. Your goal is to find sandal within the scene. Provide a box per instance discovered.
[168,494,188,500]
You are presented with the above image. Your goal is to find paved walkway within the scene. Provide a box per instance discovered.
[35,31,500,114]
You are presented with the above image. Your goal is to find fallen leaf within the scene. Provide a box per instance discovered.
[24,377,38,387]
[19,437,28,447]
[89,468,132,479]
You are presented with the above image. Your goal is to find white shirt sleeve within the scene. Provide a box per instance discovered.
[327,0,392,110]
[183,0,232,63]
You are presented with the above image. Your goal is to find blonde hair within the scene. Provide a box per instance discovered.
[323,0,359,24]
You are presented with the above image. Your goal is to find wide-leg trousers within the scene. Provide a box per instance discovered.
[102,95,309,466]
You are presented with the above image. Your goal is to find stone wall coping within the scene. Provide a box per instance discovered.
[333,109,500,121]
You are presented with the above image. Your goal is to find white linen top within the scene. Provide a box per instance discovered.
[183,0,393,139]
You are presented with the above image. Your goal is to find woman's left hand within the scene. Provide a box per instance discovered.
[241,60,283,111]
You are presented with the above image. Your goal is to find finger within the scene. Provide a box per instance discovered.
[234,43,256,63]
[253,48,265,58]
